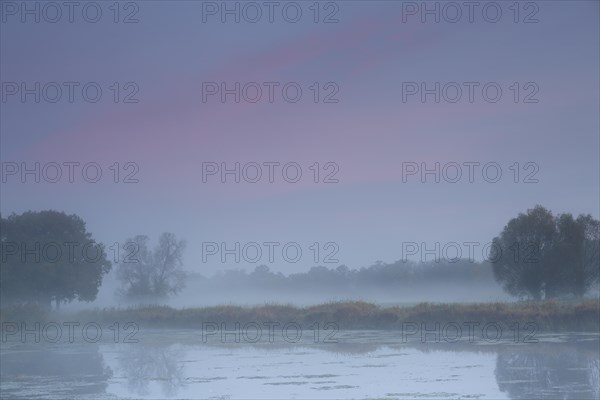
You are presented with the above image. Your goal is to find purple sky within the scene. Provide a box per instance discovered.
[1,1,599,274]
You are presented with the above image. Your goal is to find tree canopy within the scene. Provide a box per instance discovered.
[492,205,599,300]
[0,210,111,308]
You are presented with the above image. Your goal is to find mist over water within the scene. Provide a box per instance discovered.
[89,272,511,309]
[2,0,599,399]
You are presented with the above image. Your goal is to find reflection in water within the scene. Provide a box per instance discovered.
[495,342,600,400]
[0,343,112,399]
[1,332,599,399]
[115,343,186,398]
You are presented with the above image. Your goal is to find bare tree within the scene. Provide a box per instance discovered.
[116,233,186,301]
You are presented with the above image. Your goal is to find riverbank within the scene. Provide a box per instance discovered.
[2,300,598,332]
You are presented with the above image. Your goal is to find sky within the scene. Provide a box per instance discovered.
[1,0,599,275]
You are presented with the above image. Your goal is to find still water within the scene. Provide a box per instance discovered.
[1,329,598,399]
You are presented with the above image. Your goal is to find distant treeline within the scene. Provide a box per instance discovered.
[164,260,504,305]
[2,206,599,309]
[191,259,496,290]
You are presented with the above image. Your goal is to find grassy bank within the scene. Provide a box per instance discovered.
[2,300,599,332]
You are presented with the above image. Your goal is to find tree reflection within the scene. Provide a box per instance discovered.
[495,342,600,399]
[117,343,186,397]
[0,344,111,398]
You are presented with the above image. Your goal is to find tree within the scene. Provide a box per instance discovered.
[0,210,111,308]
[572,214,600,296]
[491,206,556,300]
[116,233,186,301]
[492,205,600,300]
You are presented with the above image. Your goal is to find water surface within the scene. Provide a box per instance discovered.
[1,330,598,399]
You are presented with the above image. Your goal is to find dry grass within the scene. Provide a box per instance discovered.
[2,300,598,331]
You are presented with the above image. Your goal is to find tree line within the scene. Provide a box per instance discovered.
[1,206,598,308]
